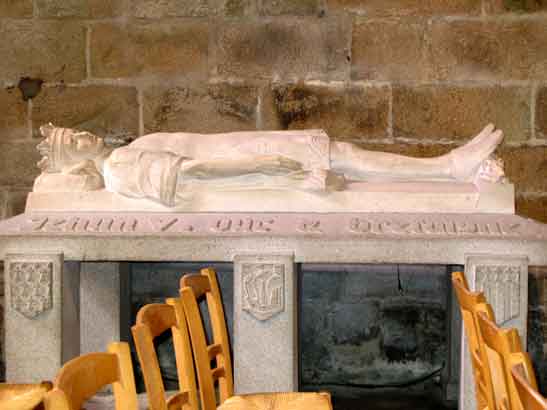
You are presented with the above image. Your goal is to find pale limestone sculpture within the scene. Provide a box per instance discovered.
[30,124,511,213]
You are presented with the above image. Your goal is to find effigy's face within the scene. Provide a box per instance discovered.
[62,129,106,161]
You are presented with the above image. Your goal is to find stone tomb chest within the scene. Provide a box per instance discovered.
[1,124,546,410]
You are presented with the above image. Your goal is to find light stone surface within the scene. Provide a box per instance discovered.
[460,255,529,410]
[80,262,120,355]
[5,253,67,382]
[234,254,297,394]
[32,124,508,212]
[26,180,515,214]
[1,211,546,398]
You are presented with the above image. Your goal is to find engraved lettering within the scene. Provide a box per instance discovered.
[348,218,372,234]
[29,217,49,231]
[297,219,322,234]
[211,218,274,233]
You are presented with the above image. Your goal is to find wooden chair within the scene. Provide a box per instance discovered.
[0,382,52,410]
[132,299,198,410]
[476,307,535,410]
[43,342,138,410]
[179,267,332,410]
[511,362,547,410]
[452,271,496,410]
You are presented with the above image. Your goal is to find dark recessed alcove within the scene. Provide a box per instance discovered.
[125,262,465,409]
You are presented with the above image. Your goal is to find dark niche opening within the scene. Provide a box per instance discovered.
[125,262,461,409]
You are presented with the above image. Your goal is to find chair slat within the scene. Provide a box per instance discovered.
[511,362,547,410]
[132,302,198,410]
[451,271,496,410]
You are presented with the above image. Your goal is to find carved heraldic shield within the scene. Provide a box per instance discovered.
[10,262,53,319]
[475,264,521,325]
[242,263,285,321]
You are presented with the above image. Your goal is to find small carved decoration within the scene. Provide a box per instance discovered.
[242,263,285,321]
[9,262,53,319]
[475,264,521,324]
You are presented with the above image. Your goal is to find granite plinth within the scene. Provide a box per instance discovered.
[0,211,546,409]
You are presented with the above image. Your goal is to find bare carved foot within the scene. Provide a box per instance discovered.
[448,124,504,182]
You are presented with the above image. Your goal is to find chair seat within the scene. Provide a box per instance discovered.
[218,392,332,410]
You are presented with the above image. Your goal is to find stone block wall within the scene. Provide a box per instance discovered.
[0,0,546,384]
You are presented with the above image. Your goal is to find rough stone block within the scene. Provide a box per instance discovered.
[90,21,208,79]
[0,0,33,17]
[0,143,41,186]
[5,190,30,218]
[133,0,208,17]
[212,17,350,80]
[0,88,28,141]
[143,83,259,134]
[272,82,389,140]
[393,85,531,143]
[215,0,257,16]
[35,0,126,18]
[328,0,481,16]
[484,0,547,13]
[430,19,547,81]
[498,146,547,194]
[536,86,547,141]
[352,18,430,81]
[0,21,86,84]
[516,196,547,223]
[32,85,139,139]
[259,0,324,15]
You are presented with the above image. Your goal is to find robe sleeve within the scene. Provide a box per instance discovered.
[103,146,187,206]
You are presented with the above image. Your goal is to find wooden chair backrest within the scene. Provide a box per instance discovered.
[0,382,52,410]
[131,301,198,410]
[477,308,535,410]
[180,268,234,410]
[511,362,547,410]
[44,342,137,410]
[451,271,496,410]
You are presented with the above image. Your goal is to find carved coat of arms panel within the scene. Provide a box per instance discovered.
[9,262,53,319]
[241,263,285,321]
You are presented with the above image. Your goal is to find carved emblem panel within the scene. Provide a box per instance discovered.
[241,263,285,321]
[9,262,53,319]
[475,264,522,325]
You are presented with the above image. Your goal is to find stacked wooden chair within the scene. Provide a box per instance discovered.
[44,342,138,410]
[5,266,333,410]
[131,298,198,410]
[452,271,547,410]
[180,267,333,410]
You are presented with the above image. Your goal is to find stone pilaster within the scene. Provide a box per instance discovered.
[460,255,528,410]
[80,262,121,355]
[4,253,80,382]
[233,254,297,394]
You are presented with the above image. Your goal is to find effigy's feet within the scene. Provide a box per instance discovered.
[449,124,504,182]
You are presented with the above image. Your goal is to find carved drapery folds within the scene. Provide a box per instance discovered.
[241,263,285,321]
[9,261,53,319]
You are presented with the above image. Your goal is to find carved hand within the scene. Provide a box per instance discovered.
[254,155,303,176]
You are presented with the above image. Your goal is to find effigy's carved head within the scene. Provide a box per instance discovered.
[37,124,108,172]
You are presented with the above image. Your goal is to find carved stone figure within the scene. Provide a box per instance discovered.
[33,124,505,208]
